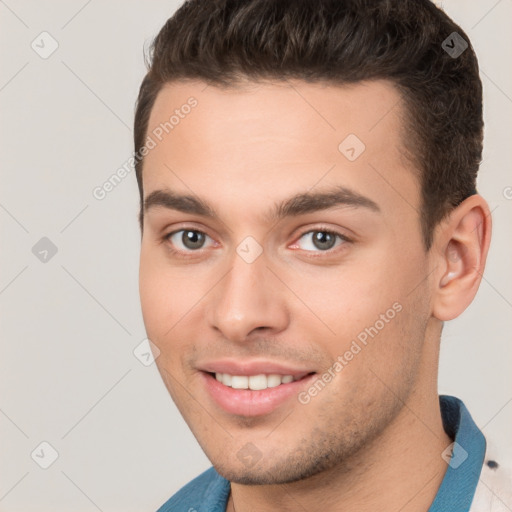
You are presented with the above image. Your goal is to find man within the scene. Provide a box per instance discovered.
[135,0,509,510]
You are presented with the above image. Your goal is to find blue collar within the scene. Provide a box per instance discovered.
[428,395,486,511]
[157,394,486,512]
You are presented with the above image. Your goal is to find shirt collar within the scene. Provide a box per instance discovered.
[427,394,486,511]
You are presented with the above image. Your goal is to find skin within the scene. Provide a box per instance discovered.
[138,79,491,511]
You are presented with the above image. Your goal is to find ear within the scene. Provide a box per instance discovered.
[430,194,492,321]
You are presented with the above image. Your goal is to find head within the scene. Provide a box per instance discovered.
[136,0,491,484]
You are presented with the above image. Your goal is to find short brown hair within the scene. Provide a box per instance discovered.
[134,0,483,249]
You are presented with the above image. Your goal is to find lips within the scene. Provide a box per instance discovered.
[198,360,317,416]
[199,359,315,378]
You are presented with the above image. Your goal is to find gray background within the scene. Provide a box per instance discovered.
[0,1,510,510]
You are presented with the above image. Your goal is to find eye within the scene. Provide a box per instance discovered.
[292,229,349,252]
[165,229,214,252]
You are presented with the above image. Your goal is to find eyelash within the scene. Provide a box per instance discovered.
[162,226,352,259]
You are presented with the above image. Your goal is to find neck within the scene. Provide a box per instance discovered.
[227,366,452,512]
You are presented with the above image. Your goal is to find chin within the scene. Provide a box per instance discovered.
[212,449,340,486]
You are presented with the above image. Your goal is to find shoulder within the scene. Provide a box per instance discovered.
[470,437,512,511]
[156,466,230,512]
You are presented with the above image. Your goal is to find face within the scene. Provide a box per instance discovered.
[139,79,435,484]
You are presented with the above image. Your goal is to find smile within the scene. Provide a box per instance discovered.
[214,372,309,390]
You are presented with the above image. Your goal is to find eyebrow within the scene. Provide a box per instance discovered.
[143,185,380,222]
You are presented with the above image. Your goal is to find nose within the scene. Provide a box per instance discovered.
[206,249,290,343]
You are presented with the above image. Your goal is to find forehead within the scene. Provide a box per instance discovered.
[142,78,419,225]
[146,78,407,154]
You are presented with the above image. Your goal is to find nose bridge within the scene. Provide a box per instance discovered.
[208,246,288,341]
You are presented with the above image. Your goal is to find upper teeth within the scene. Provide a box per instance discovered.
[215,373,296,390]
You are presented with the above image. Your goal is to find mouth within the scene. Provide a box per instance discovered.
[210,371,311,390]
[200,370,317,417]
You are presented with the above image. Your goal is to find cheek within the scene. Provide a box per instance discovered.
[292,263,400,346]
[138,246,209,363]
[139,246,180,340]
[139,257,164,333]
[291,249,426,377]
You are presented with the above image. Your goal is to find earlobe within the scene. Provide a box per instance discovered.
[432,195,492,321]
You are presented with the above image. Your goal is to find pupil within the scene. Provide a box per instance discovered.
[313,231,335,250]
[183,230,204,249]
